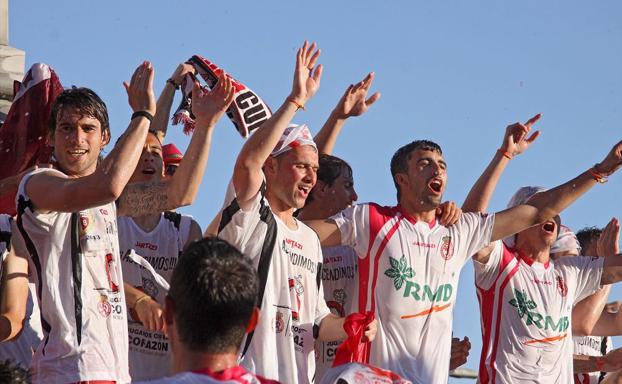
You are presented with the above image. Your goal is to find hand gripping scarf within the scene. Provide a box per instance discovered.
[332,311,375,366]
[173,56,272,137]
[0,63,63,215]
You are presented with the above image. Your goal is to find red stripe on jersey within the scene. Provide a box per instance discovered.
[477,244,520,384]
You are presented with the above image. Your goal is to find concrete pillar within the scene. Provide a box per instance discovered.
[0,0,25,121]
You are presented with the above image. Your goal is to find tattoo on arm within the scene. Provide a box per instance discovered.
[118,181,170,217]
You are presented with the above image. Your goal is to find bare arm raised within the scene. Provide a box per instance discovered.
[489,139,622,252]
[117,72,235,217]
[233,41,322,210]
[314,72,380,155]
[151,63,196,142]
[25,61,156,213]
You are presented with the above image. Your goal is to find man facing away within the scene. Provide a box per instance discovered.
[138,237,279,384]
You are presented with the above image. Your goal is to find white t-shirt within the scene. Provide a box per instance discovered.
[119,212,193,381]
[216,182,331,383]
[137,366,278,384]
[16,168,129,384]
[573,335,611,384]
[319,363,412,384]
[314,246,358,381]
[0,214,43,369]
[332,203,495,383]
[474,241,603,384]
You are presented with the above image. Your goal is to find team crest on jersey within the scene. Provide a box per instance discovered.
[79,211,93,235]
[556,276,568,297]
[273,311,285,333]
[327,289,347,317]
[440,236,454,260]
[98,295,112,317]
[105,253,120,293]
[288,275,304,321]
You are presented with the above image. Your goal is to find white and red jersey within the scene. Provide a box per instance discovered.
[137,366,280,384]
[16,169,129,384]
[319,363,411,384]
[573,335,611,384]
[315,246,359,381]
[216,182,331,383]
[0,215,43,369]
[118,212,193,381]
[475,241,603,384]
[332,203,495,383]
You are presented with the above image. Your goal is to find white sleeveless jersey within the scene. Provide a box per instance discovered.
[332,203,495,383]
[475,241,603,384]
[216,182,330,383]
[573,335,611,384]
[0,215,43,369]
[315,246,359,382]
[118,212,192,381]
[16,169,129,384]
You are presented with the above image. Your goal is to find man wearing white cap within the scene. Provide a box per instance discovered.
[214,42,376,383]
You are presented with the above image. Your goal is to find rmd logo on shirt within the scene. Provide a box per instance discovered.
[384,255,453,319]
[509,289,569,340]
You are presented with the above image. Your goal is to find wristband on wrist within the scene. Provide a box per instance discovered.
[131,111,154,123]
[133,294,151,309]
[166,78,181,90]
[288,98,305,111]
[497,149,513,160]
[588,165,608,184]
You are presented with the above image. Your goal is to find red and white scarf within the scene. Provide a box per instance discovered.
[173,56,271,137]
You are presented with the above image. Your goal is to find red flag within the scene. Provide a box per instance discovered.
[0,63,63,215]
[332,311,375,367]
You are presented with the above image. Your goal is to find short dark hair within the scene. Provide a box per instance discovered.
[168,237,258,353]
[0,359,30,383]
[576,226,602,255]
[49,87,110,138]
[390,140,443,201]
[306,154,353,205]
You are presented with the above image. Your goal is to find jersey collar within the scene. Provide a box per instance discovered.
[397,205,437,229]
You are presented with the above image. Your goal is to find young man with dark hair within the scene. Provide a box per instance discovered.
[308,106,622,382]
[0,61,232,383]
[577,227,604,256]
[139,237,278,384]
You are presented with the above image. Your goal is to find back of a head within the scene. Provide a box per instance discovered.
[48,87,110,138]
[169,237,259,353]
[390,140,442,201]
[0,359,30,384]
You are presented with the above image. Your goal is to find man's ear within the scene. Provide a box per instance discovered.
[263,157,278,176]
[394,173,408,190]
[246,307,260,333]
[101,129,111,147]
[314,180,329,198]
[164,296,175,326]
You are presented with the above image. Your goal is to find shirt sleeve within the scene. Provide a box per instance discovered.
[452,212,496,265]
[473,240,504,290]
[331,204,369,257]
[216,179,264,253]
[556,255,604,305]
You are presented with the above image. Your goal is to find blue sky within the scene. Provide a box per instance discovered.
[11,0,622,381]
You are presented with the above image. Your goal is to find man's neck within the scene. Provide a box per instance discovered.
[297,201,329,221]
[515,239,551,264]
[398,199,437,223]
[173,349,238,374]
[131,213,161,233]
[265,192,298,230]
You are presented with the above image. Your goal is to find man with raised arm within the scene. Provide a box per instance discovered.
[1,60,231,383]
[119,72,234,381]
[458,117,622,383]
[306,107,622,382]
[137,237,279,384]
[214,42,376,383]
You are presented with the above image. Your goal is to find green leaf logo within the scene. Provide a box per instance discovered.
[384,255,415,290]
[509,289,537,318]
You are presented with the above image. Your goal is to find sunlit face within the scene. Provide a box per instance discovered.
[52,107,109,177]
[130,132,164,183]
[266,145,318,210]
[396,149,447,209]
[319,166,358,216]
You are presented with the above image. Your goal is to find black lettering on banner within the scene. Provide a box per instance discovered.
[236,91,258,109]
[243,105,268,125]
